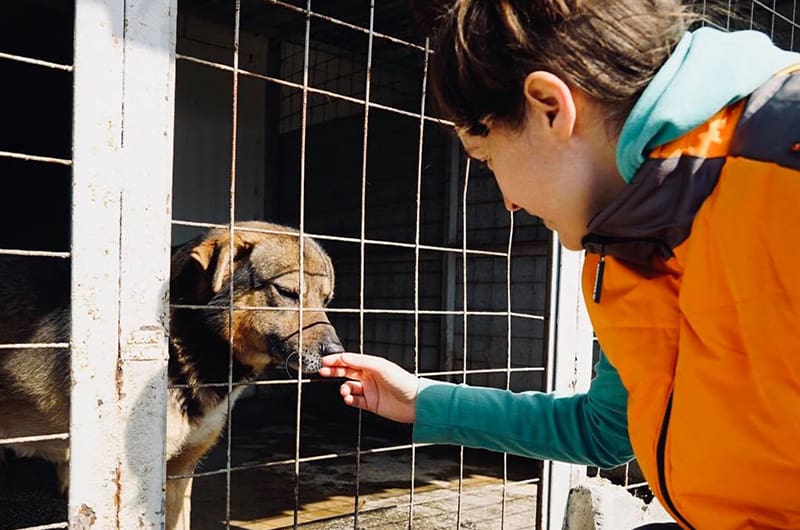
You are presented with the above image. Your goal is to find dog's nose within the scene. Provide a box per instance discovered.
[296,339,343,374]
[320,340,344,355]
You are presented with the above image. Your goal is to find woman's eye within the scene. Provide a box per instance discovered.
[274,285,300,301]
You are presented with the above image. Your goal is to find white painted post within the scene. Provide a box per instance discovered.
[540,236,595,530]
[71,0,176,528]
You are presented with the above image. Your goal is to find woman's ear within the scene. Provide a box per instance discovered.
[522,71,577,139]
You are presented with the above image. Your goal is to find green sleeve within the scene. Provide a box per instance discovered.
[412,351,634,468]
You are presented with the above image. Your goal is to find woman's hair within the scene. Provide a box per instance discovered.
[413,0,697,136]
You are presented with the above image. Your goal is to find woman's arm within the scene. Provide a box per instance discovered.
[413,351,634,468]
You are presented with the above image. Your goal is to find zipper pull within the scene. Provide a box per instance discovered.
[593,246,606,303]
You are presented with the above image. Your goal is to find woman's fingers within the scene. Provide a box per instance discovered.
[340,380,363,396]
[340,381,366,409]
[343,394,368,409]
[321,352,392,373]
[318,365,360,379]
[339,382,352,404]
[339,381,364,404]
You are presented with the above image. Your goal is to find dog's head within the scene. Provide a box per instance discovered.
[170,221,343,375]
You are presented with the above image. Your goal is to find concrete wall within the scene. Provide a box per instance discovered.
[172,15,270,244]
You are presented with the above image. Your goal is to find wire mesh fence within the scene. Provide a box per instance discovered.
[0,0,797,529]
[171,1,551,528]
[0,3,74,529]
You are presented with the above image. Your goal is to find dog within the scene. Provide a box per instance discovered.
[0,221,343,528]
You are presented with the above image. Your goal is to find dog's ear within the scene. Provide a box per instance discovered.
[191,233,255,294]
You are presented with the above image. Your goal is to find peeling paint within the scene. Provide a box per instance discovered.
[115,352,126,400]
[114,464,122,530]
[130,325,164,345]
[71,504,97,528]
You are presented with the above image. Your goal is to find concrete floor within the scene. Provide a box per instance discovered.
[0,382,542,529]
[190,448,539,530]
[188,385,541,529]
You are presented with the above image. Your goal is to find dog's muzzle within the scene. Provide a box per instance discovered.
[291,340,343,374]
[280,332,344,375]
[267,323,344,376]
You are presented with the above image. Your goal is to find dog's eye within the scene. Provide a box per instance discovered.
[273,285,300,301]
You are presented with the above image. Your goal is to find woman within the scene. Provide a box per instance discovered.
[320,1,800,528]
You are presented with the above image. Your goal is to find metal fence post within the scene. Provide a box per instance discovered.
[71,0,176,527]
[540,236,595,530]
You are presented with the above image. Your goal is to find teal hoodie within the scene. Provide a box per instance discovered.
[413,28,800,467]
[617,27,800,183]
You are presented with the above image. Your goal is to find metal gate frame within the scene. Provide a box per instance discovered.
[66,1,593,527]
[541,240,595,530]
[70,0,176,527]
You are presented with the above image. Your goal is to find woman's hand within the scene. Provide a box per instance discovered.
[318,353,419,423]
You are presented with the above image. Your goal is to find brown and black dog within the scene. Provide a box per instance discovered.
[0,221,343,528]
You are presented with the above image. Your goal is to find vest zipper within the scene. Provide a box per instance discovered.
[657,392,695,530]
[592,246,606,303]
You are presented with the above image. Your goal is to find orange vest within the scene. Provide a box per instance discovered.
[582,72,800,528]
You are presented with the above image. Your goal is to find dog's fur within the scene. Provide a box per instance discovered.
[0,221,343,528]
